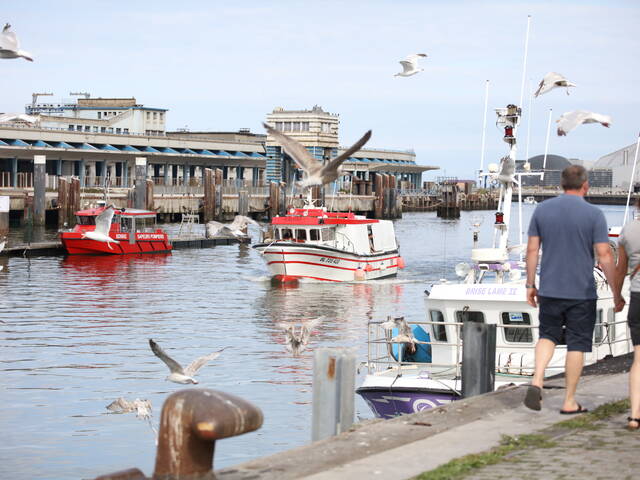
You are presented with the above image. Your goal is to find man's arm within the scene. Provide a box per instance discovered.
[595,242,625,312]
[525,235,540,308]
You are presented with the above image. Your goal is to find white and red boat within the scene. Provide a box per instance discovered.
[60,206,172,255]
[253,202,404,283]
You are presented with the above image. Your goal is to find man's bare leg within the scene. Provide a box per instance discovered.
[532,338,556,388]
[562,351,584,411]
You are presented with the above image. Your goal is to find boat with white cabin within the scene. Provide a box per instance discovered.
[357,103,633,418]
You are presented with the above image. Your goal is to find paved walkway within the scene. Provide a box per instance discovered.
[466,412,640,480]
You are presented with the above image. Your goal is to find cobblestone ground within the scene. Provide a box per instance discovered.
[465,413,640,480]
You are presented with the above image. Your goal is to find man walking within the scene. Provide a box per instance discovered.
[524,165,624,412]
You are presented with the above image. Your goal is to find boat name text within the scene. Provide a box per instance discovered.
[464,287,519,296]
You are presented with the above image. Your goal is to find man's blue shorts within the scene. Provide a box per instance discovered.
[538,296,597,352]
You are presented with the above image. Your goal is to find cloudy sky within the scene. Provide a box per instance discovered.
[2,0,638,179]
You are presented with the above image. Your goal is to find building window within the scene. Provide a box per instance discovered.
[107,127,114,133]
[84,126,91,132]
[101,127,106,133]
[501,312,533,343]
[146,112,150,120]
[93,126,99,133]
[123,128,129,134]
[276,122,283,131]
[301,122,309,132]
[284,122,291,131]
[97,112,101,119]
[153,112,157,120]
[116,128,121,134]
[159,113,164,121]
[322,123,330,133]
[292,122,300,132]
[76,125,83,131]
[68,125,74,131]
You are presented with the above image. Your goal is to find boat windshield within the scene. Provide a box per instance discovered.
[76,216,95,226]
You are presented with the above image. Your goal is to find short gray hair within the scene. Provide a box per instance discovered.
[561,165,587,190]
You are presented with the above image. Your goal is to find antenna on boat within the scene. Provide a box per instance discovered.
[479,79,490,186]
[623,133,640,226]
[518,15,532,111]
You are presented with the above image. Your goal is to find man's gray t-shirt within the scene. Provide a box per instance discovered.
[528,194,608,299]
[619,219,640,293]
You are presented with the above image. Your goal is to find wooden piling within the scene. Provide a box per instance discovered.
[69,177,80,227]
[203,168,215,223]
[57,177,69,228]
[33,155,46,226]
[374,175,383,219]
[214,168,223,219]
[269,182,279,219]
[145,180,154,211]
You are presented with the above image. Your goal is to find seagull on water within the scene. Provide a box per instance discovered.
[149,338,227,384]
[0,23,33,62]
[81,206,120,250]
[206,215,259,238]
[276,318,322,356]
[263,123,372,189]
[556,110,612,136]
[394,53,427,77]
[534,72,576,97]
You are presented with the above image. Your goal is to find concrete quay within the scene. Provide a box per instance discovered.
[215,366,634,480]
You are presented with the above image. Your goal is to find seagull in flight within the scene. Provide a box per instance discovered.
[394,53,427,77]
[149,338,227,384]
[106,397,152,420]
[263,123,372,189]
[534,72,576,97]
[0,24,33,62]
[380,316,426,355]
[206,215,259,238]
[276,318,322,356]
[81,205,120,250]
[556,110,612,136]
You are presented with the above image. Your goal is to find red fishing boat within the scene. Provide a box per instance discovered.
[60,206,172,255]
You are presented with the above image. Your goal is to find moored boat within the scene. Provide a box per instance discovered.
[60,206,172,255]
[253,200,403,283]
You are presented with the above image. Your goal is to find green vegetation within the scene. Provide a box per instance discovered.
[414,399,630,480]
[413,434,556,480]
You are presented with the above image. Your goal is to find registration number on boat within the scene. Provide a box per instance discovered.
[319,257,340,265]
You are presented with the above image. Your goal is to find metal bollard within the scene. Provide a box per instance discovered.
[95,389,263,480]
[461,322,496,398]
[312,347,356,442]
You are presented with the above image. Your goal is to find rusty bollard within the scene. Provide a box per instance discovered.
[95,389,263,480]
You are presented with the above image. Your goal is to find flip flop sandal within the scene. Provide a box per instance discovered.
[559,404,589,415]
[524,385,542,411]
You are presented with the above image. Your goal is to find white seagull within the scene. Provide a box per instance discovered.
[149,338,227,384]
[206,215,259,238]
[81,206,120,250]
[0,23,33,62]
[380,316,427,355]
[394,53,427,77]
[263,122,372,189]
[106,397,152,420]
[556,110,612,136]
[276,318,322,356]
[534,72,576,97]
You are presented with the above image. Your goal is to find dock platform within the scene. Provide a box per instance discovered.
[0,235,249,257]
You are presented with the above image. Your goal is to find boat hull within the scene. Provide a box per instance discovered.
[356,386,458,418]
[254,243,400,282]
[61,232,172,255]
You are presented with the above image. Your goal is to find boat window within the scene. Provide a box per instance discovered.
[594,309,604,343]
[309,229,320,241]
[321,228,335,241]
[281,228,293,241]
[296,229,307,241]
[120,216,133,233]
[76,216,95,225]
[455,310,485,323]
[429,310,447,342]
[500,312,533,343]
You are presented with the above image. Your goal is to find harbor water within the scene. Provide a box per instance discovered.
[0,205,629,479]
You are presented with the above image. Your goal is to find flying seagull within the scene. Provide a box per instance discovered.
[0,23,33,62]
[380,316,427,355]
[276,318,322,356]
[149,338,227,384]
[556,110,612,136]
[106,397,152,420]
[263,122,372,189]
[81,206,119,250]
[534,72,576,97]
[206,215,259,238]
[394,53,427,77]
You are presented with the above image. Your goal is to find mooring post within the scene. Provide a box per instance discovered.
[134,157,147,210]
[461,321,496,398]
[374,174,383,219]
[69,177,80,227]
[57,177,69,228]
[145,180,154,212]
[33,155,46,226]
[312,347,356,442]
[0,195,9,238]
[269,181,279,219]
[214,168,223,220]
[203,168,215,223]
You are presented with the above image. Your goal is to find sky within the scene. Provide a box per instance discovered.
[2,0,639,180]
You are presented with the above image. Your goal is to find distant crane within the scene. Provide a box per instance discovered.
[69,91,90,99]
[31,92,53,108]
